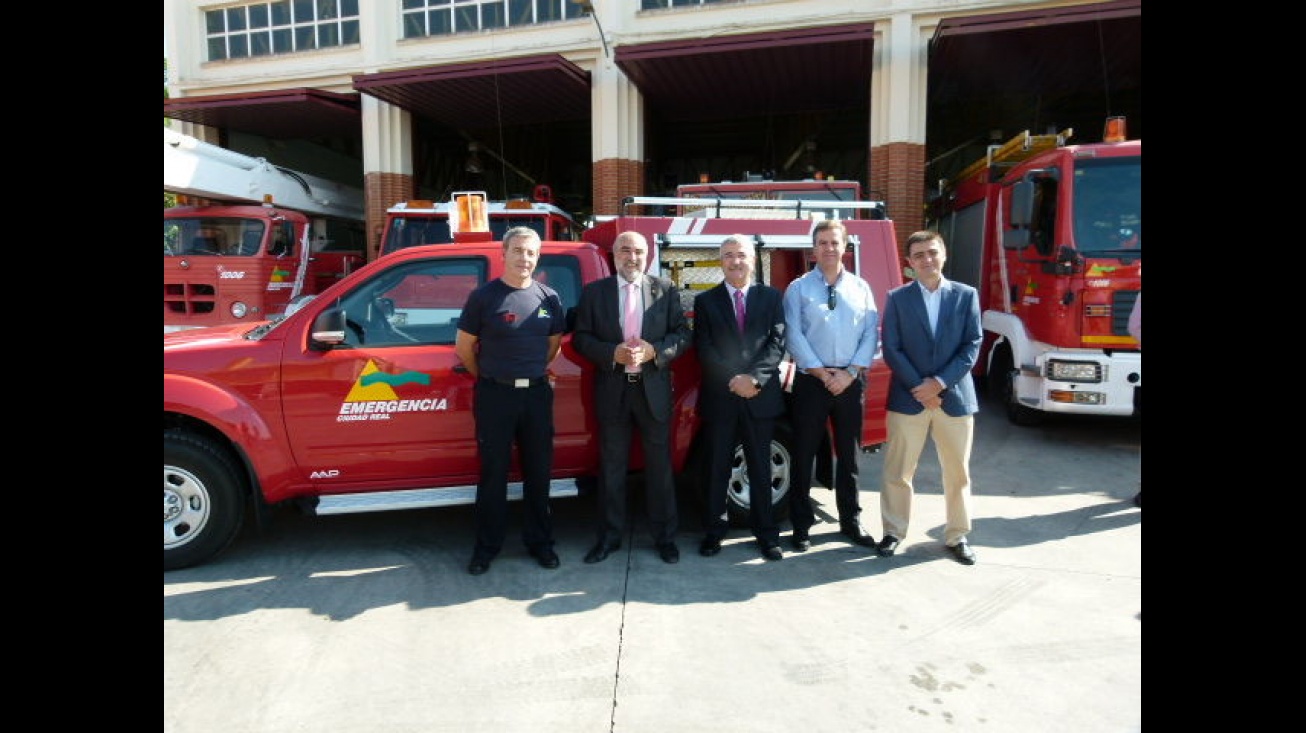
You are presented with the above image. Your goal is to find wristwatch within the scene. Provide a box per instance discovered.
[846,366,859,378]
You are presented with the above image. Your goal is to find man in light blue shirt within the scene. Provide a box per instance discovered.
[781,219,880,551]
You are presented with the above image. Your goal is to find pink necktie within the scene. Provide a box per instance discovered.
[733,288,746,334]
[624,281,642,372]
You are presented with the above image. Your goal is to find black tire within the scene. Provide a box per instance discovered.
[989,345,1042,427]
[164,431,248,571]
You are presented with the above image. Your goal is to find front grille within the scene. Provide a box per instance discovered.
[1112,290,1139,336]
[164,282,216,315]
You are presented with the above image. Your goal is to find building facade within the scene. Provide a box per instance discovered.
[164,0,1141,258]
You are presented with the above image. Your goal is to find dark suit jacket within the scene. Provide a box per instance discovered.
[880,279,982,417]
[693,283,787,420]
[572,274,691,422]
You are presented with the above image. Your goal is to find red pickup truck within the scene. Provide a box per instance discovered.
[165,216,902,570]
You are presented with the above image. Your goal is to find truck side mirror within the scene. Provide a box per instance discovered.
[310,308,348,350]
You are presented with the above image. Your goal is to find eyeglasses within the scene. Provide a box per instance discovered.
[827,285,837,310]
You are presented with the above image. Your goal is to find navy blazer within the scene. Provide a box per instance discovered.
[572,274,691,422]
[880,279,982,417]
[693,282,787,420]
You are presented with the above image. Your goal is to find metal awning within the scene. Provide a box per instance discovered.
[352,53,591,129]
[163,88,361,140]
[614,23,875,121]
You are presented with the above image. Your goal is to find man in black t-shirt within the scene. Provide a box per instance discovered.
[455,227,566,576]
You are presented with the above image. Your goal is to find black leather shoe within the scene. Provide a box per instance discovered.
[948,541,976,565]
[531,547,561,569]
[876,535,900,557]
[699,537,722,557]
[790,532,811,552]
[584,542,620,564]
[657,542,680,564]
[467,557,491,575]
[840,522,877,548]
[760,542,784,561]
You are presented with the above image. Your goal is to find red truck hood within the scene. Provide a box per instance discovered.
[164,321,267,350]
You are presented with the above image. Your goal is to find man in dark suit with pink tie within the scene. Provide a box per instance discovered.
[693,234,788,561]
[573,231,692,565]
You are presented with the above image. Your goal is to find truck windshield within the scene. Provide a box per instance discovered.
[1072,157,1141,256]
[164,217,265,257]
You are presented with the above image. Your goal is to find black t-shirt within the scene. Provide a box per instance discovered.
[458,278,564,379]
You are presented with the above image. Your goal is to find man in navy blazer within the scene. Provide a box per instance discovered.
[877,230,983,565]
[693,234,787,561]
[573,231,692,564]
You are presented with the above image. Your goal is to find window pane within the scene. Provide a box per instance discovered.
[454,4,477,31]
[251,32,272,55]
[272,29,293,52]
[341,0,358,16]
[229,34,249,58]
[428,9,452,34]
[402,0,424,9]
[249,4,269,28]
[271,1,291,24]
[205,9,225,32]
[536,0,560,22]
[482,2,505,28]
[509,0,531,26]
[317,0,339,20]
[207,37,227,61]
[341,19,359,44]
[226,7,247,31]
[318,23,340,47]
[293,0,315,22]
[295,25,316,49]
[403,12,425,38]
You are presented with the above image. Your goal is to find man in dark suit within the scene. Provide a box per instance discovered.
[877,230,983,565]
[693,234,788,561]
[573,231,692,564]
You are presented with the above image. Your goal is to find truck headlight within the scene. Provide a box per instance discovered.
[230,301,248,319]
[1046,360,1102,382]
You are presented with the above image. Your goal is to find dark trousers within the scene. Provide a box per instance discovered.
[702,408,780,545]
[471,380,555,560]
[788,371,864,533]
[594,381,678,546]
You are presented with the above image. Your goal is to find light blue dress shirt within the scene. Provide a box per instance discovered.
[782,267,878,371]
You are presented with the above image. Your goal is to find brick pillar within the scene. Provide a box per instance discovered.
[869,141,925,259]
[592,158,645,217]
[365,172,413,261]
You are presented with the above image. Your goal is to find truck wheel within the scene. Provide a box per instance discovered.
[164,431,247,571]
[726,421,793,527]
[989,347,1042,427]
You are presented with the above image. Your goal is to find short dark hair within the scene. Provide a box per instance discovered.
[905,230,945,253]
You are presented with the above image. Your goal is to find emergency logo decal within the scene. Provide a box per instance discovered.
[267,267,294,291]
[1086,264,1118,277]
[337,360,448,422]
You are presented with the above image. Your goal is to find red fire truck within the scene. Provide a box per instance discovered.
[927,119,1141,424]
[164,128,579,333]
[164,127,369,333]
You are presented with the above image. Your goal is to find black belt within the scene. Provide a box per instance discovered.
[482,376,548,388]
[624,372,643,383]
[801,366,850,376]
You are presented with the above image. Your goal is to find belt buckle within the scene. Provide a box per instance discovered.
[514,378,530,388]
[626,372,641,383]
